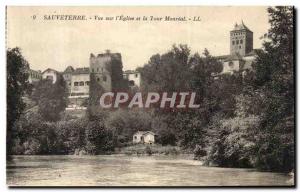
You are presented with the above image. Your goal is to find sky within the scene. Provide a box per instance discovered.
[7,6,270,72]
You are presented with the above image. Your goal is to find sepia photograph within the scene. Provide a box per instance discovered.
[6,6,295,187]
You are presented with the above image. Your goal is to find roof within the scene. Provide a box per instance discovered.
[64,66,75,73]
[232,21,252,32]
[244,49,262,57]
[215,55,230,60]
[216,49,261,61]
[224,53,243,61]
[29,69,42,74]
[133,131,155,136]
[124,70,140,74]
[42,68,59,74]
[73,67,90,74]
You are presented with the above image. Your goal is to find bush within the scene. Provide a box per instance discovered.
[85,120,115,154]
[145,146,152,156]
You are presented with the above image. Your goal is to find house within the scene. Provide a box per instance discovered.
[67,67,90,110]
[42,68,60,84]
[70,67,90,97]
[63,66,75,92]
[123,70,141,88]
[133,131,156,144]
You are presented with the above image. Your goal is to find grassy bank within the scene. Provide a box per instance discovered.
[114,143,188,156]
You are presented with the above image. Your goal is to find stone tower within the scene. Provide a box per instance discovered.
[88,51,125,114]
[230,21,253,56]
[89,51,114,92]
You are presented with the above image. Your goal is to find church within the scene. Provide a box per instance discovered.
[217,21,260,75]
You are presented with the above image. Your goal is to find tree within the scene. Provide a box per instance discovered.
[32,77,67,122]
[140,44,192,92]
[189,49,223,103]
[205,93,262,168]
[85,120,115,154]
[251,6,294,172]
[105,109,153,145]
[7,47,29,156]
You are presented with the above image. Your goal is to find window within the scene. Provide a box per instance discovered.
[46,75,53,81]
[97,78,100,82]
[134,136,137,140]
[97,68,99,72]
[236,40,239,44]
[92,69,94,73]
[79,81,84,86]
[103,76,107,82]
[74,82,79,86]
[239,46,242,49]
[135,74,138,78]
[69,83,71,86]
[228,61,234,68]
[85,81,89,86]
[240,39,243,44]
[232,41,235,45]
[129,80,135,86]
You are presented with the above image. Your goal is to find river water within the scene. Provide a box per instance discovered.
[7,155,293,186]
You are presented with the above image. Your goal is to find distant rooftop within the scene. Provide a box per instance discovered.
[64,66,75,73]
[232,21,252,32]
[133,131,156,136]
[124,70,139,74]
[73,67,90,74]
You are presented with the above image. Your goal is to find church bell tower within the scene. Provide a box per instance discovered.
[230,21,253,56]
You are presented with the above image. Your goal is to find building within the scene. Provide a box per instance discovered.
[88,50,125,114]
[90,50,125,91]
[217,21,259,75]
[70,67,90,96]
[123,70,141,88]
[90,51,114,92]
[133,131,156,144]
[67,67,90,110]
[42,68,60,84]
[63,66,75,92]
[28,69,42,84]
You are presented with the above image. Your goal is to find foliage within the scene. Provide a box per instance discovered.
[85,120,115,154]
[7,47,29,155]
[32,78,67,122]
[105,109,153,145]
[250,6,294,172]
[140,44,191,92]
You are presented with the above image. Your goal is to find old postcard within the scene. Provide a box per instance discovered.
[6,6,295,187]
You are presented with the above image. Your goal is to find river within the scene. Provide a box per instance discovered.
[7,155,293,186]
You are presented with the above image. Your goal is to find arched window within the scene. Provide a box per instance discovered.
[229,61,234,68]
[79,81,84,86]
[103,76,107,82]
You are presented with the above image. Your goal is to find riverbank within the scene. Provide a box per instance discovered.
[115,144,187,156]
